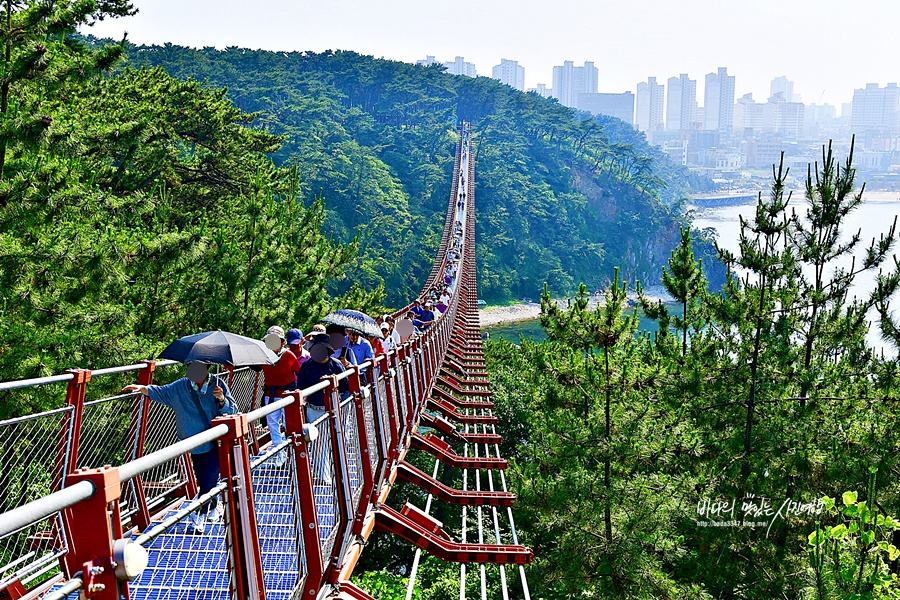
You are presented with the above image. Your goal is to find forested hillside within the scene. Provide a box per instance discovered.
[1,4,717,399]
[116,42,717,304]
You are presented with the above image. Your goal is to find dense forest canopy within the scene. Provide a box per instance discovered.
[114,41,718,304]
[4,2,900,599]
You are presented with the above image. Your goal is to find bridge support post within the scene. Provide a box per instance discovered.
[283,391,326,598]
[214,413,265,600]
[128,361,155,532]
[383,353,402,465]
[55,368,91,490]
[348,369,374,540]
[398,346,415,441]
[62,466,129,599]
[324,378,354,584]
[366,357,389,494]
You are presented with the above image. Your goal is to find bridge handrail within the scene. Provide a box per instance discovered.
[0,360,180,392]
[0,420,232,539]
[0,336,425,534]
[118,423,230,483]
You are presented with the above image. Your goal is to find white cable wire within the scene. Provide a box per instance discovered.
[494,424,531,600]
[484,417,510,600]
[404,458,441,600]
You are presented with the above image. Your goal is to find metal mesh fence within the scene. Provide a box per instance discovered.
[306,411,339,562]
[0,407,74,584]
[340,398,363,515]
[250,442,305,600]
[394,367,407,429]
[227,367,266,448]
[76,394,139,470]
[361,387,379,473]
[377,377,391,450]
[225,367,261,414]
[136,402,188,514]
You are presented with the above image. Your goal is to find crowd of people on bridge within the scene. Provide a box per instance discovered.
[122,128,472,534]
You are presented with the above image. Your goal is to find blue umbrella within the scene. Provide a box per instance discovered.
[158,330,278,366]
[321,309,383,339]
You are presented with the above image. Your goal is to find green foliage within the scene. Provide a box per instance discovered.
[805,484,900,599]
[472,143,900,598]
[353,570,420,600]
[0,7,365,416]
[109,41,715,304]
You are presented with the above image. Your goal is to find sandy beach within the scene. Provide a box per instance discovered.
[478,286,674,327]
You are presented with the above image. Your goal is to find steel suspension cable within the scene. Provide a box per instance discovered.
[404,457,441,600]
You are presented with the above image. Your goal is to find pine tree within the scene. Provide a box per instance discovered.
[660,227,707,356]
[0,0,134,195]
[789,138,897,403]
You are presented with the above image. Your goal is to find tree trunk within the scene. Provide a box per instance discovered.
[603,346,612,543]
[0,0,13,190]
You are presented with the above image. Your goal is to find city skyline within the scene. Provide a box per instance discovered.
[84,0,899,108]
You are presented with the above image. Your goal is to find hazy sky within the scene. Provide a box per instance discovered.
[85,0,899,108]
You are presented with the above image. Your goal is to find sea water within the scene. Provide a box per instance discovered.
[484,191,900,351]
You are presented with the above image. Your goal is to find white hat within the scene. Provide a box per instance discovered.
[265,325,285,339]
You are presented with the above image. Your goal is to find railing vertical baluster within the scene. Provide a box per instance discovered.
[129,361,156,531]
[384,353,401,465]
[324,379,354,583]
[348,368,374,538]
[58,368,91,484]
[57,368,90,579]
[283,391,325,598]
[62,466,127,599]
[367,358,389,492]
[401,344,415,435]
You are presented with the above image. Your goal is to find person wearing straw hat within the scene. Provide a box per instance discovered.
[261,325,301,468]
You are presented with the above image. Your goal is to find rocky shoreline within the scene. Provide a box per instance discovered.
[478,303,542,327]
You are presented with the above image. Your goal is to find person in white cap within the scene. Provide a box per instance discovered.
[261,325,300,468]
[380,322,394,352]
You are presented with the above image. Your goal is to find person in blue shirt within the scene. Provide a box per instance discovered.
[124,361,235,532]
[410,300,424,318]
[405,310,424,333]
[347,330,374,365]
[419,302,436,329]
[325,323,358,369]
[347,330,375,384]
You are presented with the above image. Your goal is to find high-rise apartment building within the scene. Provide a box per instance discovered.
[733,92,804,139]
[635,77,665,132]
[851,83,900,132]
[770,76,796,102]
[531,83,552,98]
[703,67,735,133]
[666,74,697,131]
[416,56,438,67]
[551,60,598,108]
[443,56,477,77]
[492,59,525,91]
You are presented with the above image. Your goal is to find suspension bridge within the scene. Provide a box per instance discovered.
[0,124,533,600]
